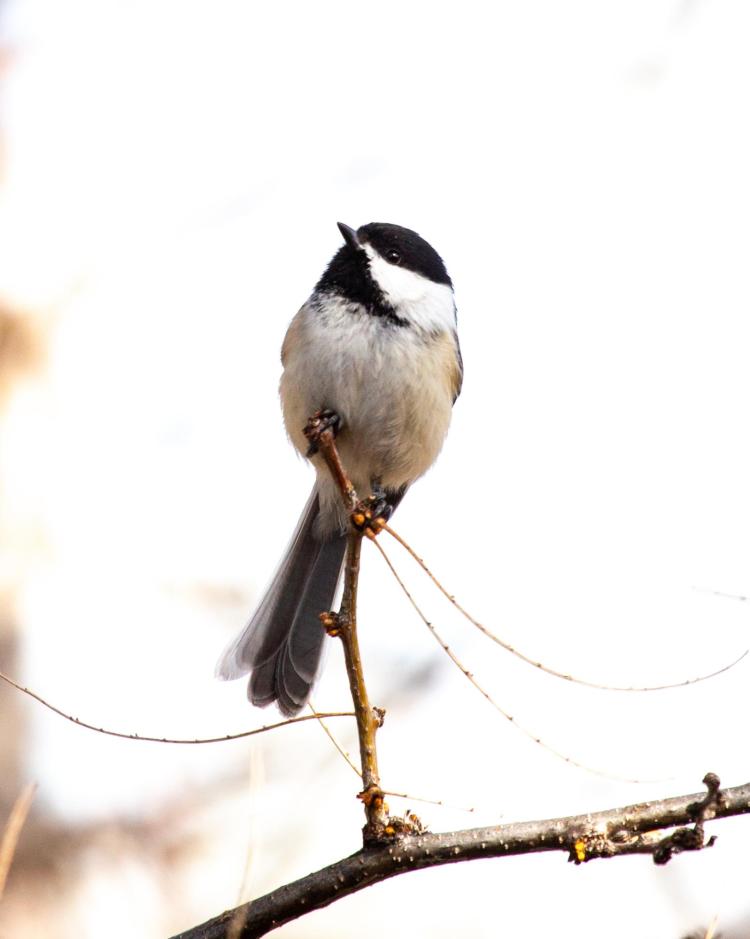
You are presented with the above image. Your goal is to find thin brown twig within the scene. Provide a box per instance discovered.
[309,704,475,812]
[0,782,37,900]
[384,524,748,692]
[370,536,663,784]
[309,703,360,777]
[0,669,352,744]
[381,790,476,813]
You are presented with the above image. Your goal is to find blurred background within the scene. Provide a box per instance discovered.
[1,1,749,936]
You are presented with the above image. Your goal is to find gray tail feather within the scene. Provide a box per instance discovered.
[215,487,347,716]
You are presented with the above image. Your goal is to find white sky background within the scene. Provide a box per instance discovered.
[1,1,750,937]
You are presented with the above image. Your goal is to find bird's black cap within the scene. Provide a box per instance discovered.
[357,222,452,287]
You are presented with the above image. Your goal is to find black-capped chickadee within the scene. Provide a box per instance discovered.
[216,222,462,714]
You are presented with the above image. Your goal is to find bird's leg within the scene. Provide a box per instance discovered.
[304,408,342,456]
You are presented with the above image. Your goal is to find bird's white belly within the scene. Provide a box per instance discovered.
[280,300,456,501]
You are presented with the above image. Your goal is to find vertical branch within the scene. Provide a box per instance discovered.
[306,419,387,842]
[337,531,387,842]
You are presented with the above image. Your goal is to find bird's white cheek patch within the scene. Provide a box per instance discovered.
[365,246,455,333]
[366,248,430,303]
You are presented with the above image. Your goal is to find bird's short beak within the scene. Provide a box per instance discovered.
[337,222,360,250]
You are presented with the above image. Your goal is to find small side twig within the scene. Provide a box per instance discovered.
[569,773,725,865]
[652,772,723,864]
[310,703,476,812]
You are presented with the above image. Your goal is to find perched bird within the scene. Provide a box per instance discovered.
[216,222,462,714]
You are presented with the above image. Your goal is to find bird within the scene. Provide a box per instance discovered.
[216,221,462,715]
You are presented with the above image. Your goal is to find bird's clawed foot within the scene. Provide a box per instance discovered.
[351,485,393,539]
[304,408,341,457]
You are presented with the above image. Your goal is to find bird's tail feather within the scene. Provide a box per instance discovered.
[215,487,347,715]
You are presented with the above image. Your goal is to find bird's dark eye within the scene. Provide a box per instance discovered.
[385,249,401,265]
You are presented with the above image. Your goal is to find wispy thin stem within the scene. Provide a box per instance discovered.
[0,669,351,744]
[370,537,663,784]
[309,703,360,777]
[385,525,747,692]
[692,585,748,603]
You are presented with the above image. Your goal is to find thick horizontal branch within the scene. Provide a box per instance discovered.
[172,776,750,939]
